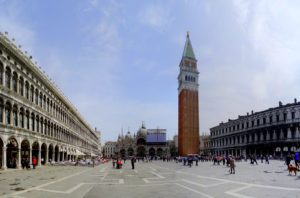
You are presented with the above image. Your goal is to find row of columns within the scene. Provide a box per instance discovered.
[213,127,300,148]
[1,146,77,170]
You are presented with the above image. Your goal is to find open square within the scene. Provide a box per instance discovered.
[1,160,300,198]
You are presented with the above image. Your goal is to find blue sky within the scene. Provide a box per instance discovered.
[1,0,300,143]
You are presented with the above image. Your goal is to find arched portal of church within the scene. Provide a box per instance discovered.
[157,148,163,157]
[127,148,134,157]
[137,146,146,157]
[149,148,156,157]
[6,137,18,168]
[120,149,126,158]
[137,138,146,146]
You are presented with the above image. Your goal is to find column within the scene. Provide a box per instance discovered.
[287,128,292,139]
[52,152,55,163]
[57,151,60,162]
[45,148,48,165]
[2,145,7,170]
[62,152,64,161]
[254,133,258,142]
[38,146,41,166]
[29,148,32,167]
[18,146,21,169]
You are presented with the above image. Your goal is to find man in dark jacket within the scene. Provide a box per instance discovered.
[131,156,136,169]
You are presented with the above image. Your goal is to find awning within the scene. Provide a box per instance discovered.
[75,149,85,156]
[91,153,97,157]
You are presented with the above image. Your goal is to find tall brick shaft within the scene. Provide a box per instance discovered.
[178,32,200,156]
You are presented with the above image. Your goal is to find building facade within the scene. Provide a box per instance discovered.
[95,128,102,156]
[0,32,99,169]
[210,100,300,158]
[178,32,200,155]
[115,123,169,158]
[200,135,211,156]
[103,141,117,158]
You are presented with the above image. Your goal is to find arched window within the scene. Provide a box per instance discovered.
[43,95,46,109]
[5,67,11,88]
[13,105,18,127]
[25,81,29,99]
[30,85,34,102]
[35,89,38,105]
[36,115,39,132]
[31,113,35,131]
[0,62,3,85]
[40,117,43,134]
[39,93,43,107]
[12,72,18,92]
[19,77,24,96]
[50,100,53,114]
[19,108,24,128]
[47,98,49,112]
[0,99,3,123]
[5,102,11,124]
[26,110,30,130]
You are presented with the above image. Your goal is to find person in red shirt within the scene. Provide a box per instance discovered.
[32,156,37,169]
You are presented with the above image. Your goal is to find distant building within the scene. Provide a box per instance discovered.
[200,135,211,156]
[210,99,300,158]
[103,141,117,158]
[95,128,102,156]
[115,122,169,158]
[173,135,178,148]
[178,32,200,155]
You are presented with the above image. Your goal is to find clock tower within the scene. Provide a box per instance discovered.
[178,32,200,156]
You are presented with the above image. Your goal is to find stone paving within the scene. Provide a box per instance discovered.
[0,160,300,197]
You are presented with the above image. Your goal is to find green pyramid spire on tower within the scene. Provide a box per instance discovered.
[182,31,196,60]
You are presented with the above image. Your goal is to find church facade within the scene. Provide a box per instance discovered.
[115,123,169,158]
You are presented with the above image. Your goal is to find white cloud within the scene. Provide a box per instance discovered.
[0,0,35,54]
[138,3,174,32]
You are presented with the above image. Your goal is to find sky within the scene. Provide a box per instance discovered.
[1,0,300,143]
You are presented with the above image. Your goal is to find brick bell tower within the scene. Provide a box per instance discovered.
[178,32,200,156]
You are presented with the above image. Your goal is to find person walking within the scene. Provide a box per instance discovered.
[229,157,235,174]
[131,156,136,170]
[295,152,299,168]
[32,156,37,169]
[286,154,292,169]
[21,158,26,169]
[265,155,269,164]
[112,158,116,168]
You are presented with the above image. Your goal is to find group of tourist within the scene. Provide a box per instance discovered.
[112,156,137,170]
[21,156,37,170]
